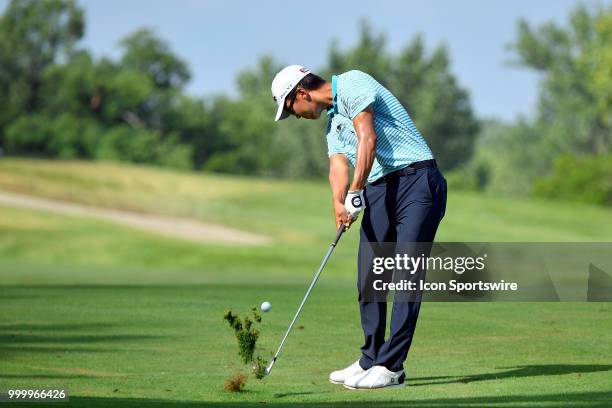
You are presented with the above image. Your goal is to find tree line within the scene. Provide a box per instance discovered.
[0,1,610,205]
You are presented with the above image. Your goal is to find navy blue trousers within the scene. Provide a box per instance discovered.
[357,165,447,372]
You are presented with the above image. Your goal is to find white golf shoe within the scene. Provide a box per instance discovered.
[343,365,405,390]
[329,360,367,384]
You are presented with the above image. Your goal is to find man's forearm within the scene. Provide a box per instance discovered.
[350,137,376,190]
[350,108,377,190]
[329,155,350,204]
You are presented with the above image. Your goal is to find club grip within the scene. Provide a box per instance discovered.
[332,224,347,246]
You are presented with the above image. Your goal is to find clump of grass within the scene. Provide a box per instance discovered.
[224,371,247,392]
[223,307,269,386]
[251,355,267,379]
[223,308,261,364]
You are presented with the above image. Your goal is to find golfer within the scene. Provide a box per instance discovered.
[271,65,447,390]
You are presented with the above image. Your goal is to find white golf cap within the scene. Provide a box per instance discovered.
[271,65,311,121]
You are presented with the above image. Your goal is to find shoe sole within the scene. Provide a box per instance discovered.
[343,382,405,390]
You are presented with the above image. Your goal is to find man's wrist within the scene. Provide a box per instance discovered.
[333,194,346,205]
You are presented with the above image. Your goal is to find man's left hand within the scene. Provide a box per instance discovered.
[344,189,365,225]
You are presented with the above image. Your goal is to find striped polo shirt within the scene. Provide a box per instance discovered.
[326,70,434,183]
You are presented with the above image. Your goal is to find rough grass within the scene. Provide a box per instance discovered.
[1,158,612,242]
[223,372,248,393]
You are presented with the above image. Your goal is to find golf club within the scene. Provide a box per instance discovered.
[264,223,347,376]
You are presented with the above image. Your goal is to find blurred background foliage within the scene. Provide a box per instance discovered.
[0,0,610,205]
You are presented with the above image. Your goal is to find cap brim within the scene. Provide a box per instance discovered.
[274,101,291,121]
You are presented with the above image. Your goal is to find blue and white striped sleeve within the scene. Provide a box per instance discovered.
[340,71,378,119]
[327,133,343,157]
[326,117,344,157]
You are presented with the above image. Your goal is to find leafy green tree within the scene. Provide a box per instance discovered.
[393,37,479,170]
[452,5,612,201]
[41,51,154,126]
[0,0,83,131]
[512,5,612,156]
[116,29,191,131]
[582,11,612,127]
[161,94,214,168]
[206,56,284,175]
[120,28,190,90]
[4,114,53,156]
[207,55,330,178]
[1,6,481,179]
[325,20,393,85]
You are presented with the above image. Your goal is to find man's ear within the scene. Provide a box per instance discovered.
[298,88,311,101]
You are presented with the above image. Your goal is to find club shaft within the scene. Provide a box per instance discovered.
[266,225,346,375]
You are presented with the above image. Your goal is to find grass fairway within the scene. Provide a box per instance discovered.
[1,159,612,407]
[2,285,612,407]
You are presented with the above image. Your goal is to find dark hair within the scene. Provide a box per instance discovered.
[297,73,326,90]
[286,73,326,101]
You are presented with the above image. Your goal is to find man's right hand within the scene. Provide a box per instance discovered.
[334,202,351,230]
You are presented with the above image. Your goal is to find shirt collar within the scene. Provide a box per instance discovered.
[326,74,338,117]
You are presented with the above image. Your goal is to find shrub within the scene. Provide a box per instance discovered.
[533,154,612,206]
[4,115,53,156]
[95,126,158,163]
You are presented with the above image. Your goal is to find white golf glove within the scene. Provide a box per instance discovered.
[345,189,365,221]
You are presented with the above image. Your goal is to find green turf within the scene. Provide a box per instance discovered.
[1,286,611,407]
[1,159,612,407]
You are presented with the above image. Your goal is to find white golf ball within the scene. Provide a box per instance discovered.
[260,301,272,312]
